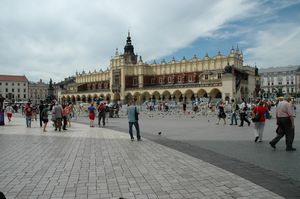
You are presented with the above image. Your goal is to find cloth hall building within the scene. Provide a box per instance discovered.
[59,33,259,104]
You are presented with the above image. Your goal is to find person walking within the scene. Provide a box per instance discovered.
[38,100,45,127]
[5,104,14,123]
[216,100,226,125]
[24,102,33,128]
[270,97,296,151]
[127,100,141,141]
[41,105,49,132]
[252,100,268,142]
[97,102,106,127]
[52,102,63,132]
[62,105,69,130]
[88,103,96,127]
[230,99,238,125]
[239,98,251,127]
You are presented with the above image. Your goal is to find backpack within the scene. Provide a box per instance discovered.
[235,104,240,111]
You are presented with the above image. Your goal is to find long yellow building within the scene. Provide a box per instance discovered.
[60,33,259,104]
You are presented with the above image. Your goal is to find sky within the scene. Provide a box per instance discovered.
[0,0,300,83]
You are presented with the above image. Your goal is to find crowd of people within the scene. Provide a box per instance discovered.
[2,96,296,150]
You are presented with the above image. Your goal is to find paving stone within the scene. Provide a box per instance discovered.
[0,117,285,199]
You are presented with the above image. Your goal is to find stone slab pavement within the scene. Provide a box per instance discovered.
[0,116,283,199]
[72,107,300,199]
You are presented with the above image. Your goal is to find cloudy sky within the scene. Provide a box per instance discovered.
[0,0,300,83]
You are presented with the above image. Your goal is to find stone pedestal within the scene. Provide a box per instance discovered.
[222,73,236,101]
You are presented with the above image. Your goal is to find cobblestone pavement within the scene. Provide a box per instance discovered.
[71,107,300,199]
[0,117,283,199]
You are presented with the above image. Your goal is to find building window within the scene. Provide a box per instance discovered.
[168,76,172,83]
[287,88,289,93]
[287,82,289,85]
[6,88,8,92]
[12,83,14,86]
[268,82,270,86]
[6,82,8,86]
[178,76,182,83]
[18,89,20,92]
[133,77,137,86]
[151,78,155,84]
[159,77,164,84]
[217,73,222,79]
[12,88,14,92]
[291,82,294,84]
[18,83,20,86]
[0,82,1,86]
[18,94,20,98]
[188,75,193,82]
[205,74,208,80]
[24,89,26,92]
[24,83,26,86]
[278,82,282,85]
[24,94,26,98]
[291,88,294,93]
[271,82,273,85]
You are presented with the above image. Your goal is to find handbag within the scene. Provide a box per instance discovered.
[135,107,139,121]
[252,112,260,122]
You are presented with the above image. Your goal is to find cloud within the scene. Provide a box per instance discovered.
[244,23,300,68]
[0,0,261,82]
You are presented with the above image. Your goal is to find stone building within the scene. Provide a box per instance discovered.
[60,33,259,104]
[0,75,29,103]
[259,65,300,99]
[28,79,49,105]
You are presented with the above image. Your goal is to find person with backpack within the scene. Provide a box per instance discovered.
[97,102,106,127]
[230,99,238,125]
[127,100,141,141]
[239,98,251,127]
[41,105,49,132]
[252,100,268,142]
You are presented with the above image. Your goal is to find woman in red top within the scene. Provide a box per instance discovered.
[252,100,268,142]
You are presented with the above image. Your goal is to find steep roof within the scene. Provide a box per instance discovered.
[0,75,28,82]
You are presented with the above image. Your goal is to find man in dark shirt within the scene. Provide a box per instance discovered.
[38,100,45,127]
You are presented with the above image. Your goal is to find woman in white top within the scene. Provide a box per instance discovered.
[5,105,14,122]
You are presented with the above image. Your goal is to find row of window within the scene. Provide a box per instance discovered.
[0,82,27,86]
[267,88,295,93]
[134,74,222,85]
[267,82,294,86]
[5,94,27,99]
[3,88,26,92]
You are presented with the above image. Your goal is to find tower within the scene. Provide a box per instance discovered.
[123,31,137,64]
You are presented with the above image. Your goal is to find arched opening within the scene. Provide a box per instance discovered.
[82,95,86,103]
[210,88,222,99]
[87,95,92,103]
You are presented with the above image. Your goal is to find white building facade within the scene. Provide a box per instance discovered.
[28,79,49,105]
[0,75,29,102]
[259,65,300,99]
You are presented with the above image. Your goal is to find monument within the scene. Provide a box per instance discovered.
[46,78,56,103]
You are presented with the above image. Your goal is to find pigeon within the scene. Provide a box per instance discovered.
[158,132,162,135]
